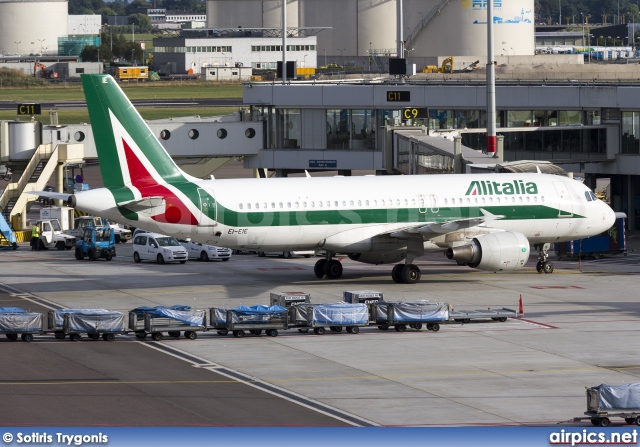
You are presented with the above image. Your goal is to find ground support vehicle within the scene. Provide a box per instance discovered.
[48,308,111,340]
[209,307,229,334]
[304,303,369,335]
[270,292,311,330]
[343,290,384,322]
[66,216,131,244]
[373,301,450,332]
[75,227,116,261]
[219,305,288,338]
[449,308,520,324]
[129,306,206,341]
[0,307,43,342]
[179,240,232,261]
[37,219,76,250]
[571,383,640,427]
[48,309,126,341]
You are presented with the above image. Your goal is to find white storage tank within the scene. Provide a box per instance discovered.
[404,0,535,57]
[206,0,298,29]
[0,0,68,55]
[298,0,396,58]
[8,122,41,161]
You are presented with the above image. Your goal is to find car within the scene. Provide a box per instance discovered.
[132,232,188,264]
[256,250,316,258]
[178,239,232,261]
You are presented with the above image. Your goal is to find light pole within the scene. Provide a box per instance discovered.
[303,53,307,67]
[323,47,326,66]
[368,42,372,72]
[581,12,585,48]
[14,41,20,55]
[558,0,561,25]
[337,48,345,66]
[38,38,45,55]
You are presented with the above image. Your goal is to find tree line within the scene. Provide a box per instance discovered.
[535,0,640,26]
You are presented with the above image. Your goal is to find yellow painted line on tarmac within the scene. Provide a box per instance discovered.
[0,365,609,387]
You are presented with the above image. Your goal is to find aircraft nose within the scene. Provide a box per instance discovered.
[601,204,616,232]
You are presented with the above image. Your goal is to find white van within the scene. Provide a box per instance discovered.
[132,232,188,264]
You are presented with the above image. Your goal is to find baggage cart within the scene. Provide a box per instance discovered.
[223,305,288,338]
[130,306,207,341]
[0,307,43,342]
[373,300,449,332]
[571,383,640,427]
[62,310,127,342]
[48,308,111,340]
[305,303,369,335]
[209,307,229,334]
[449,308,520,324]
[343,290,384,323]
[270,291,311,329]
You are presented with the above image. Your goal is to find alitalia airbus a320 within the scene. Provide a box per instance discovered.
[36,74,616,284]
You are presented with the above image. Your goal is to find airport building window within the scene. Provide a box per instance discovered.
[273,109,300,149]
[621,111,640,154]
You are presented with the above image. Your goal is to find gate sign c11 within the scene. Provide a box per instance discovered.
[386,91,410,102]
[402,108,428,119]
[17,104,42,115]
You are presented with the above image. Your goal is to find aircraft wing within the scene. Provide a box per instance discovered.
[389,208,505,240]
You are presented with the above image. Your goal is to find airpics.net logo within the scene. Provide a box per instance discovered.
[2,432,108,446]
[549,429,638,446]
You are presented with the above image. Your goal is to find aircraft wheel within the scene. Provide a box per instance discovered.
[391,264,404,283]
[536,261,543,273]
[314,259,327,278]
[283,251,292,259]
[324,259,343,279]
[543,261,555,274]
[400,264,421,284]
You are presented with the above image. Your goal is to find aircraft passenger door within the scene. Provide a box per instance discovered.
[430,194,439,214]
[553,182,573,217]
[197,188,217,228]
[418,195,427,214]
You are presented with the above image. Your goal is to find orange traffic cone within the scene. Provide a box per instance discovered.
[519,294,524,316]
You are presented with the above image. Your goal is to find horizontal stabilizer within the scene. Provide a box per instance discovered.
[28,191,73,201]
[117,196,165,211]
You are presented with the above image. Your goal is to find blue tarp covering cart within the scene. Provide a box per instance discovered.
[304,303,369,335]
[129,305,207,341]
[0,307,43,342]
[572,383,640,427]
[219,305,288,338]
[373,301,450,332]
[49,309,127,342]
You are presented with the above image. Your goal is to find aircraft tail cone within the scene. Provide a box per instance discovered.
[519,294,524,316]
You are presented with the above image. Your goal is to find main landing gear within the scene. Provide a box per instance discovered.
[535,243,555,274]
[314,254,343,280]
[391,263,421,284]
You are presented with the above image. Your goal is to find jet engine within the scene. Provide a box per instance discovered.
[445,231,530,271]
[348,251,407,265]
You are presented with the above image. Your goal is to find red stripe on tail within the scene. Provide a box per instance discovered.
[123,138,198,225]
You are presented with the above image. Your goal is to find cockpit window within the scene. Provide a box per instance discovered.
[585,191,593,202]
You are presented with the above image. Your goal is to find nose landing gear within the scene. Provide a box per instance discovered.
[535,243,555,274]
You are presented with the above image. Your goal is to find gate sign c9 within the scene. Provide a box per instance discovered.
[402,108,428,119]
[17,104,42,115]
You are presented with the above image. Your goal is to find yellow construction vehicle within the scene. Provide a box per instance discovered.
[422,56,454,73]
